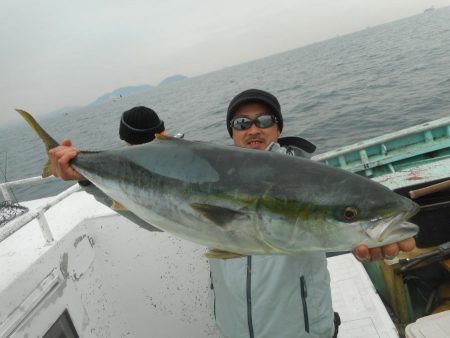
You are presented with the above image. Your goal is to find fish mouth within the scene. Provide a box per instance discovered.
[365,201,420,243]
[377,216,419,242]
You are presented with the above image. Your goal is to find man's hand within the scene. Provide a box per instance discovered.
[353,237,416,262]
[48,138,85,181]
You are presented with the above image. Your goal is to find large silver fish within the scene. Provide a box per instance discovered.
[17,109,419,256]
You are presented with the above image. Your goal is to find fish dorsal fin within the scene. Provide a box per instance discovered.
[205,249,246,259]
[190,203,244,227]
[111,200,128,211]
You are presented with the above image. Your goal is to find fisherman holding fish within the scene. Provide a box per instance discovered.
[207,89,416,338]
[43,90,416,338]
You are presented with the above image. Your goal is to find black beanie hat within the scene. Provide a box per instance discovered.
[226,89,283,137]
[119,106,165,144]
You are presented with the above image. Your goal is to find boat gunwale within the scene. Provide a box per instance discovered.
[313,117,450,161]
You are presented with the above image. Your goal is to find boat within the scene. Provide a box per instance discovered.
[314,117,450,337]
[1,117,449,337]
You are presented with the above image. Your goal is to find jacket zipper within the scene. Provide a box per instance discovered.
[247,256,255,338]
[300,276,309,333]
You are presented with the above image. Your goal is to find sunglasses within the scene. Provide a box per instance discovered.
[230,115,278,131]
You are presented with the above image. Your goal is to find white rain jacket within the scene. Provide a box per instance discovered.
[209,254,335,338]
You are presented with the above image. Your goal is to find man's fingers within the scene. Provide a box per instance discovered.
[353,237,417,263]
[398,237,416,252]
[381,238,416,260]
[47,142,81,180]
[62,138,72,147]
[353,245,370,262]
[368,247,383,261]
[49,146,65,177]
[57,150,80,180]
[58,150,77,169]
[381,243,400,259]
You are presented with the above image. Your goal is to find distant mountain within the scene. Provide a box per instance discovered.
[90,84,153,106]
[74,75,187,110]
[158,74,188,86]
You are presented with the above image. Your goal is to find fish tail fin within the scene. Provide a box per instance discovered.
[16,109,59,177]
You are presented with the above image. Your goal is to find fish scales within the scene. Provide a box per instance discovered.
[17,109,420,255]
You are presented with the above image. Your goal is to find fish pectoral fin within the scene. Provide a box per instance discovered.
[111,200,128,211]
[190,203,244,227]
[205,249,246,259]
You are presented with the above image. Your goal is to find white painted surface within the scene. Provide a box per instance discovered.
[329,254,399,338]
[0,191,220,337]
[405,310,450,338]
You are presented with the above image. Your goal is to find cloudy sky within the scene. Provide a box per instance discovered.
[1,0,448,125]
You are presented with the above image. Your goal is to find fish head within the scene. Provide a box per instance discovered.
[257,168,420,253]
[356,190,420,244]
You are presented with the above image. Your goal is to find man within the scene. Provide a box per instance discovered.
[49,106,167,231]
[208,89,416,338]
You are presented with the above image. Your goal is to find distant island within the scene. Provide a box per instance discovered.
[158,74,188,86]
[90,74,188,106]
[47,74,188,116]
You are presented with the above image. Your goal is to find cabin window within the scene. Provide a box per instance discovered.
[43,309,79,338]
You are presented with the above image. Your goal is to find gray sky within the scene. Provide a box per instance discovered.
[1,0,449,125]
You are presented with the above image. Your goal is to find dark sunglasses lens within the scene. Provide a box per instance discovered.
[255,115,275,128]
[231,115,276,130]
[232,117,253,130]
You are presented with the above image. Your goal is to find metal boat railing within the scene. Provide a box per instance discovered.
[0,176,80,243]
[313,116,450,178]
[0,176,53,201]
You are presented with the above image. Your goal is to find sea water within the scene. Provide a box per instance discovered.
[1,7,450,202]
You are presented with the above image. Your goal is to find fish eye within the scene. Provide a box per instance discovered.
[342,207,358,222]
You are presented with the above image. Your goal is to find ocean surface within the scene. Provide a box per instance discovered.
[1,7,450,202]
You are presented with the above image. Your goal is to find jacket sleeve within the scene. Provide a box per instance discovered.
[79,181,162,232]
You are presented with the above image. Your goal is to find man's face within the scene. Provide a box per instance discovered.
[231,103,280,150]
